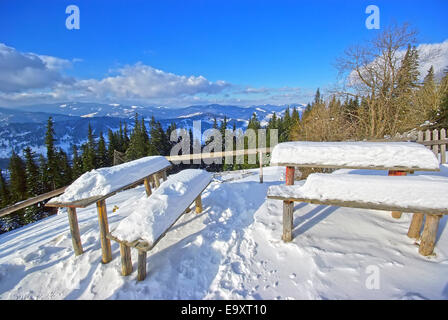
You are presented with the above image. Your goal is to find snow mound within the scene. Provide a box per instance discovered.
[111,169,212,245]
[270,141,440,170]
[268,173,448,211]
[49,156,171,203]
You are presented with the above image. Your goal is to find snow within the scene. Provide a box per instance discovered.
[80,112,98,118]
[48,156,171,203]
[270,141,440,170]
[268,173,448,211]
[1,166,448,299]
[111,169,212,245]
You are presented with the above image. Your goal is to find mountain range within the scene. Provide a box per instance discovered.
[0,102,305,169]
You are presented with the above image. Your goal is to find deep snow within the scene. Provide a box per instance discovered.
[1,166,448,299]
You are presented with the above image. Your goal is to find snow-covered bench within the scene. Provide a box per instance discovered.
[267,173,448,256]
[47,156,172,263]
[107,169,212,281]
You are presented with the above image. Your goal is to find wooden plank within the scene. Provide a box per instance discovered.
[137,250,147,281]
[271,163,439,172]
[120,243,133,276]
[407,212,424,239]
[0,186,67,217]
[419,214,442,256]
[282,200,294,242]
[419,139,448,146]
[46,164,172,209]
[67,207,83,256]
[440,129,446,164]
[425,130,432,151]
[266,194,448,215]
[96,199,112,264]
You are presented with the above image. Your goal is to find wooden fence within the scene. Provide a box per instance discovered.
[1,128,447,220]
[416,128,447,164]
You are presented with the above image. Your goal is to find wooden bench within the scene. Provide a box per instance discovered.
[107,169,212,281]
[46,156,172,263]
[267,173,448,256]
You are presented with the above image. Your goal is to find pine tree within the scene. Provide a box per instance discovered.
[82,123,97,172]
[23,147,41,224]
[45,117,58,190]
[71,145,84,179]
[0,169,10,208]
[97,132,109,167]
[8,151,27,226]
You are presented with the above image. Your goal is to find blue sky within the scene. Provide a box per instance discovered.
[0,0,447,107]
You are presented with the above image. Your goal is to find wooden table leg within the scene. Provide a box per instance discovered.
[120,243,133,276]
[407,212,424,239]
[144,177,152,196]
[96,199,112,264]
[388,170,407,219]
[137,250,147,281]
[419,214,441,256]
[195,195,203,213]
[67,207,83,256]
[286,166,295,186]
[282,200,294,242]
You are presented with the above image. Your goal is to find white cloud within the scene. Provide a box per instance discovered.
[418,39,448,79]
[77,63,230,100]
[0,43,73,93]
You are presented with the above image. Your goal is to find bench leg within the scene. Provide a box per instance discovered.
[388,170,407,219]
[96,200,112,264]
[154,173,161,188]
[282,200,294,242]
[418,214,441,256]
[195,195,203,214]
[407,212,424,239]
[144,177,152,196]
[120,243,133,276]
[67,207,83,256]
[162,170,167,182]
[137,250,147,281]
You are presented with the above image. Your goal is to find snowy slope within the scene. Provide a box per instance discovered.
[1,166,447,299]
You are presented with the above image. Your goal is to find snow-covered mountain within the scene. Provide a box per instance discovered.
[0,102,305,168]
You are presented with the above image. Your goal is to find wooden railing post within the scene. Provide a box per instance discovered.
[67,207,83,256]
[259,151,263,183]
[96,199,112,264]
[441,129,446,164]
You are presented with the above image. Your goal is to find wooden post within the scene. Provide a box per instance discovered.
[259,151,263,184]
[388,170,407,219]
[195,195,203,213]
[432,129,439,158]
[282,200,294,242]
[119,243,133,276]
[440,129,446,164]
[162,170,167,182]
[137,250,147,281]
[96,200,112,264]
[144,177,152,196]
[285,166,295,185]
[67,207,83,256]
[419,214,441,256]
[154,173,161,188]
[407,212,424,239]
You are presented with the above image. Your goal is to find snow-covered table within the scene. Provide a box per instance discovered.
[107,169,212,281]
[268,141,443,256]
[267,173,448,256]
[46,156,172,263]
[271,141,441,219]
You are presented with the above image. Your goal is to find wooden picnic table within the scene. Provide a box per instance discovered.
[46,165,171,263]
